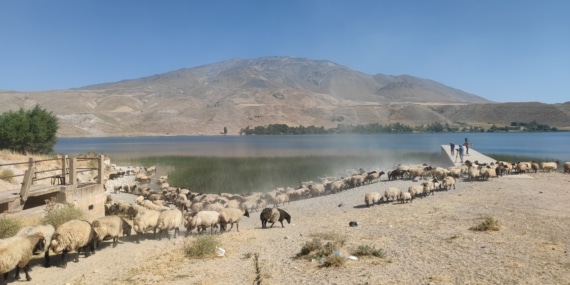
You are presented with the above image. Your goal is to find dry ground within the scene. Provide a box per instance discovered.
[4,170,570,285]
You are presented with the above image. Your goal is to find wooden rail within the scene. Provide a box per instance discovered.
[0,154,105,214]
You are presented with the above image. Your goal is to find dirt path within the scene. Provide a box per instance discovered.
[9,172,570,285]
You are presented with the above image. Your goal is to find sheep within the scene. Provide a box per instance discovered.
[308,183,326,197]
[530,161,539,173]
[350,174,366,188]
[421,182,434,197]
[541,161,559,172]
[515,162,531,174]
[564,162,570,173]
[480,166,497,180]
[384,187,402,202]
[0,232,45,284]
[185,210,220,235]
[136,196,170,211]
[388,169,407,180]
[49,220,96,268]
[468,166,481,181]
[156,209,184,240]
[407,185,423,199]
[408,166,432,181]
[259,208,279,229]
[16,224,55,268]
[272,193,290,207]
[364,171,384,184]
[432,167,450,180]
[260,208,291,228]
[399,192,412,203]
[364,191,382,207]
[133,207,161,243]
[219,208,250,232]
[92,216,132,248]
[441,176,456,190]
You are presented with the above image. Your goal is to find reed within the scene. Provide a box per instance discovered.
[116,152,440,194]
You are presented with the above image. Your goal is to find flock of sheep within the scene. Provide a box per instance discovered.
[2,158,569,285]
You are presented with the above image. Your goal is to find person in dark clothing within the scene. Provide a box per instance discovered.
[450,142,455,155]
[464,138,470,154]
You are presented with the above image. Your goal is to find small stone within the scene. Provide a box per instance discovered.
[284,236,289,239]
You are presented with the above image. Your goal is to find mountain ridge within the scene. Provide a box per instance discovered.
[1,56,568,137]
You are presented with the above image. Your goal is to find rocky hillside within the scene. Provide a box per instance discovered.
[0,56,568,136]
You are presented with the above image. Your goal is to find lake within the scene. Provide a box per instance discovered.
[54,132,570,162]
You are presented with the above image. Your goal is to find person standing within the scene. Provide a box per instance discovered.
[450,142,455,155]
[458,144,464,163]
[464,138,470,155]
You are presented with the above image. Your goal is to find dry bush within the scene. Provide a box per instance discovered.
[41,197,85,228]
[0,214,23,238]
[470,216,500,231]
[184,235,220,258]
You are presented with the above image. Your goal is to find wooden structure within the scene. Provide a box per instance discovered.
[0,155,106,220]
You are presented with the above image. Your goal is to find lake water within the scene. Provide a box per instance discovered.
[54,132,570,162]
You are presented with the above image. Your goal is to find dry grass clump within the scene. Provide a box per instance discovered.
[470,216,500,231]
[184,235,220,258]
[351,245,386,258]
[296,232,347,267]
[0,168,15,183]
[0,214,23,238]
[41,198,85,228]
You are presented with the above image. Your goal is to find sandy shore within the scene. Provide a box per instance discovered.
[6,171,570,285]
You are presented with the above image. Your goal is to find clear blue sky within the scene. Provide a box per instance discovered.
[1,1,568,103]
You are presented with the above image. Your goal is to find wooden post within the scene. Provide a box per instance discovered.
[69,156,77,186]
[61,155,68,185]
[20,157,35,202]
[98,154,104,184]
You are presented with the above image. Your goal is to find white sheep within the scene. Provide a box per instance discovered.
[50,220,96,268]
[185,210,220,235]
[541,161,559,172]
[564,162,570,173]
[92,216,132,248]
[441,176,456,190]
[384,187,402,202]
[308,183,326,197]
[407,185,423,199]
[16,224,55,267]
[421,182,434,197]
[399,192,412,203]
[136,196,170,211]
[219,208,250,232]
[468,166,481,181]
[156,209,184,240]
[364,191,382,207]
[133,207,161,243]
[272,193,290,207]
[432,167,450,180]
[0,232,45,284]
[480,166,497,180]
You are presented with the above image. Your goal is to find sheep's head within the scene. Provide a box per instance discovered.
[243,209,250,218]
[123,220,132,237]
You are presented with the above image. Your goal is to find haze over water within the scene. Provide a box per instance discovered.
[55,133,570,162]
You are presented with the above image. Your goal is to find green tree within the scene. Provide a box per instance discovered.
[0,105,58,154]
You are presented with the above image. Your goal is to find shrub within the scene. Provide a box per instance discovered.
[0,168,14,183]
[0,215,23,238]
[296,232,347,267]
[470,216,500,231]
[41,201,85,229]
[322,254,346,268]
[184,235,220,258]
[352,245,386,258]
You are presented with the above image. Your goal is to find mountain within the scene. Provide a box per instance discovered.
[0,56,568,136]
